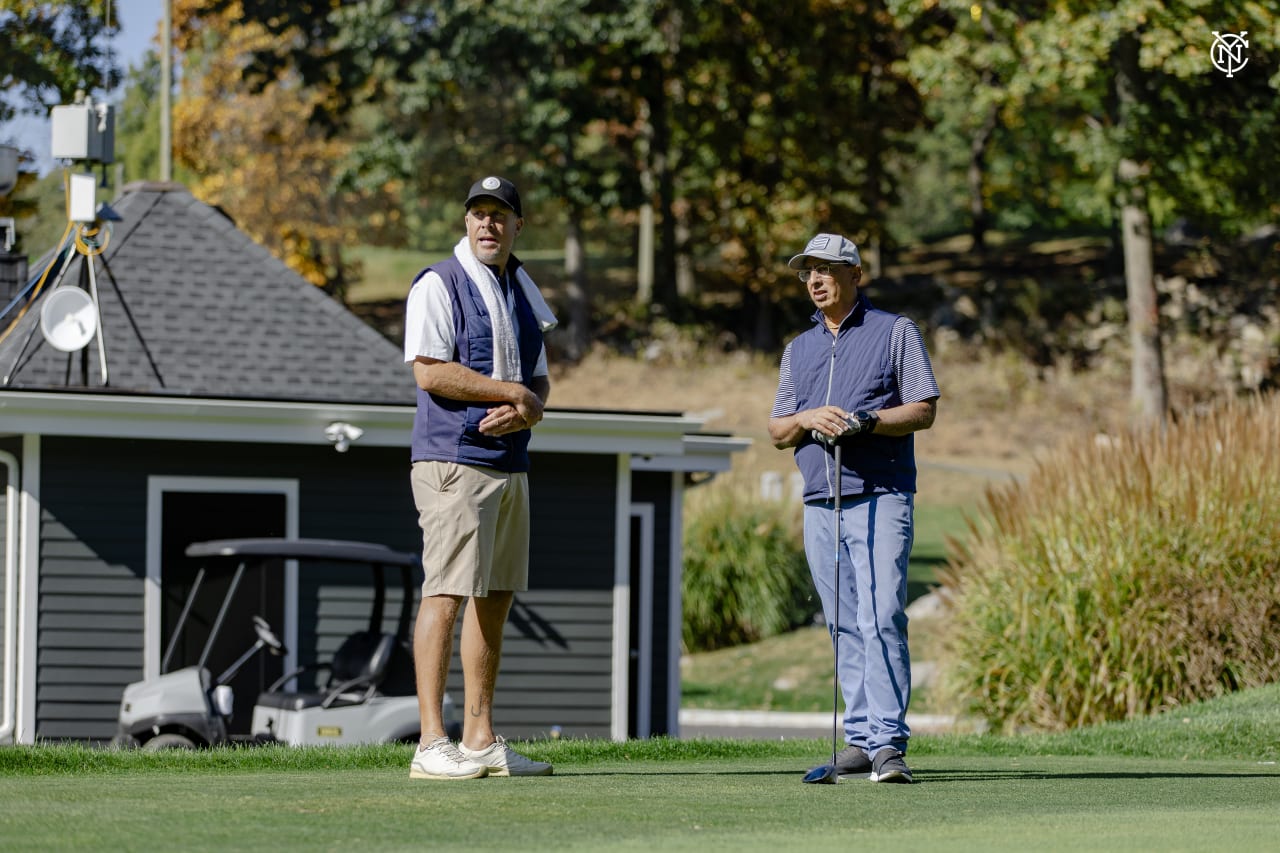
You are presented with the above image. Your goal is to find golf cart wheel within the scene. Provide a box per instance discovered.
[143,733,198,751]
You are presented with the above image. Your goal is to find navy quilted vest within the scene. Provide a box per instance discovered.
[790,295,917,502]
[409,256,543,472]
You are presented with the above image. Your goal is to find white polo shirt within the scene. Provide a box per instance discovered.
[403,269,549,377]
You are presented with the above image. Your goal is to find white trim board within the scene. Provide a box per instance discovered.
[0,450,18,743]
[630,503,655,739]
[0,391,719,459]
[16,434,39,743]
[610,454,631,741]
[665,471,685,737]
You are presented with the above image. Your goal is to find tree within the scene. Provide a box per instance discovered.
[194,0,654,355]
[889,1,1030,254]
[335,1,658,357]
[0,0,120,126]
[1,1,121,230]
[658,0,923,347]
[894,1,1280,424]
[113,51,164,185]
[181,0,930,350]
[1018,2,1280,424]
[171,0,399,296]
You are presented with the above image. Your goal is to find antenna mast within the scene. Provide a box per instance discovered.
[160,1,172,181]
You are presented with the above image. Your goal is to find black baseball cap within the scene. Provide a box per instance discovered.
[464,176,522,218]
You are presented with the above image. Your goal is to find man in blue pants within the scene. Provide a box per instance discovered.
[768,233,940,783]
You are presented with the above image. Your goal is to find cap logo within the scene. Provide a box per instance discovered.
[805,235,831,253]
[482,177,501,190]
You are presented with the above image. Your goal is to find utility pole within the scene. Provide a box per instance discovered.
[160,0,172,181]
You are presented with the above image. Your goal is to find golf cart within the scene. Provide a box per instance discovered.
[114,537,459,749]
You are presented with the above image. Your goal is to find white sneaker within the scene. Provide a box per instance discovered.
[409,736,488,781]
[459,735,553,777]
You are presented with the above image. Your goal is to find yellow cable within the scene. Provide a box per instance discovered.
[1,169,111,344]
[0,220,75,343]
[74,222,110,256]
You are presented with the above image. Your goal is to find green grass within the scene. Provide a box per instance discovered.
[681,625,834,711]
[347,245,438,302]
[918,680,1280,760]
[1,756,1276,851]
[679,618,948,715]
[907,500,967,600]
[681,499,967,713]
[2,688,1278,850]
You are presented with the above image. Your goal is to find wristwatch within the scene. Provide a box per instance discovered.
[851,410,879,434]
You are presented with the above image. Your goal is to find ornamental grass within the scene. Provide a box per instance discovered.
[941,392,1280,732]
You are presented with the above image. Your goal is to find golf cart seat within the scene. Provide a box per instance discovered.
[258,630,414,711]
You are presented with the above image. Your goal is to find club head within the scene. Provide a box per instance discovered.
[802,763,840,784]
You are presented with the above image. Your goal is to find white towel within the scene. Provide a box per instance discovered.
[453,237,558,382]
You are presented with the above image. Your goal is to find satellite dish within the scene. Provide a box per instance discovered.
[40,287,98,352]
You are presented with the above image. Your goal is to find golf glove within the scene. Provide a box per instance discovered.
[811,413,861,445]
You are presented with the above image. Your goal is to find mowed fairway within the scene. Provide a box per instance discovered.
[2,749,1277,851]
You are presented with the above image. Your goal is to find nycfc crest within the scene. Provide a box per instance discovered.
[1211,31,1249,78]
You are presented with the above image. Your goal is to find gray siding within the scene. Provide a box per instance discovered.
[529,454,618,590]
[37,457,147,739]
[446,453,621,739]
[295,567,416,692]
[292,448,420,692]
[492,590,616,738]
[34,437,632,742]
[36,435,419,741]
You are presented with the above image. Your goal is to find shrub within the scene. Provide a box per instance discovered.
[682,491,815,653]
[941,392,1280,732]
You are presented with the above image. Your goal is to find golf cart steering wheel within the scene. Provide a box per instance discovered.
[252,615,287,656]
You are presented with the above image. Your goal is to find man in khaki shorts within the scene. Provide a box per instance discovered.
[403,175,557,780]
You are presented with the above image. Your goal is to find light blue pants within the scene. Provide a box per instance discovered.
[803,491,913,756]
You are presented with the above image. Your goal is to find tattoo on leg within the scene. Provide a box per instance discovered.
[469,701,488,718]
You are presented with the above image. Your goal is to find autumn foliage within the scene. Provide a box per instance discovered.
[171,0,397,294]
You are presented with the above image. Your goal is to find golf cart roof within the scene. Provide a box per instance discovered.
[185,538,419,567]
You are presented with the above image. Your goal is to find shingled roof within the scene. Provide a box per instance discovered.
[0,182,413,405]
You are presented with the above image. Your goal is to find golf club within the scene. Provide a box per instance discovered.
[803,440,842,784]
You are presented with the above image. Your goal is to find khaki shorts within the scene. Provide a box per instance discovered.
[410,460,530,597]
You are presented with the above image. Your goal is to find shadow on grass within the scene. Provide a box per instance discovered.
[917,768,1280,782]
[557,767,1280,781]
[560,769,818,778]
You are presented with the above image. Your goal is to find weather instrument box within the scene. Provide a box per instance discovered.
[67,173,98,223]
[50,102,116,164]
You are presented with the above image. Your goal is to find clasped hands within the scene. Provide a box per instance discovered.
[479,389,544,436]
[807,405,862,446]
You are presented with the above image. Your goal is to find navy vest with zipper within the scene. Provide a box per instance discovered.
[409,256,543,473]
[790,295,917,502]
